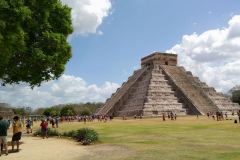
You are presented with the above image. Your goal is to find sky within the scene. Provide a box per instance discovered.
[1,0,240,108]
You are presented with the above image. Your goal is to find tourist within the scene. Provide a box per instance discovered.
[220,112,224,121]
[55,117,59,128]
[216,112,219,121]
[0,116,10,156]
[212,114,215,120]
[225,112,228,119]
[83,116,87,124]
[207,112,210,118]
[40,119,48,139]
[109,115,113,121]
[167,113,170,119]
[12,116,22,152]
[162,113,166,121]
[170,112,174,120]
[237,111,240,123]
[26,118,32,134]
[50,118,55,128]
[174,114,177,120]
[104,116,108,122]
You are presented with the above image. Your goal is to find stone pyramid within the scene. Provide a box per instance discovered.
[97,52,240,116]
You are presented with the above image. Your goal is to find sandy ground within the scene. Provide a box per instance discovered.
[1,134,88,160]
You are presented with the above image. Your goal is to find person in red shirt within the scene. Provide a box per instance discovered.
[40,120,48,139]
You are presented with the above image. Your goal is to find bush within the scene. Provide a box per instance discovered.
[48,129,61,136]
[33,128,60,137]
[74,128,98,145]
[34,127,98,145]
[33,129,42,136]
[62,130,77,137]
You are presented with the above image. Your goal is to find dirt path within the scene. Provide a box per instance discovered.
[1,135,88,160]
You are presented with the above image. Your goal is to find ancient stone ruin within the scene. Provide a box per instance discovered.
[0,103,14,118]
[97,52,240,116]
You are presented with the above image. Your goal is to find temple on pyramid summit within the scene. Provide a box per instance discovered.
[96,52,240,116]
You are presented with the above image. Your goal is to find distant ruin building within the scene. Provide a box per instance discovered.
[97,52,240,116]
[0,103,14,118]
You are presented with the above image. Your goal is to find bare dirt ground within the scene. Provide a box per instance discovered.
[1,134,88,160]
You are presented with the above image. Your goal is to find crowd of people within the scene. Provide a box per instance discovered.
[38,115,113,139]
[206,110,240,122]
[1,110,240,156]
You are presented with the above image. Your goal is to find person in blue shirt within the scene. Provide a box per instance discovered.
[0,116,10,156]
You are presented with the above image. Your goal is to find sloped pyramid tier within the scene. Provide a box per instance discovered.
[161,65,240,114]
[186,73,240,112]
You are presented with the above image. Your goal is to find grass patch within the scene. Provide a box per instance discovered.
[33,116,240,160]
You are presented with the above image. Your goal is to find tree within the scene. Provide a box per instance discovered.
[232,90,240,105]
[43,108,52,117]
[80,109,91,116]
[42,107,60,117]
[60,106,76,116]
[0,0,73,87]
[32,107,45,115]
[12,107,26,116]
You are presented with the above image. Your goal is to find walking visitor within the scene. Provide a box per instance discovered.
[12,116,22,152]
[0,116,10,156]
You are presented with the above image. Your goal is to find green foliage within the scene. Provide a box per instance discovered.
[62,130,77,137]
[62,128,99,145]
[60,106,76,116]
[12,108,25,116]
[43,108,52,117]
[37,102,103,116]
[42,107,60,117]
[74,128,99,145]
[232,90,240,105]
[34,127,98,145]
[33,129,41,136]
[32,108,46,115]
[0,0,73,87]
[12,107,32,116]
[64,102,103,115]
[48,128,61,136]
[34,128,60,137]
[80,108,91,116]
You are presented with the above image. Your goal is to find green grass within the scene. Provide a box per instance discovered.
[35,116,240,160]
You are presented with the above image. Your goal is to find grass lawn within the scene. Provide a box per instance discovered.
[35,116,240,160]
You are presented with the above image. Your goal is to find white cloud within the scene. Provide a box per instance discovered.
[61,0,112,35]
[0,75,119,108]
[167,15,240,92]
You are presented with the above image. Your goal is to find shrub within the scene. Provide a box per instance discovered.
[48,129,61,136]
[62,130,77,137]
[74,128,98,145]
[34,127,98,145]
[33,129,42,136]
[33,128,60,137]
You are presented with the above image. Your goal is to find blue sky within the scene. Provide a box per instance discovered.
[1,0,240,108]
[65,0,240,84]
